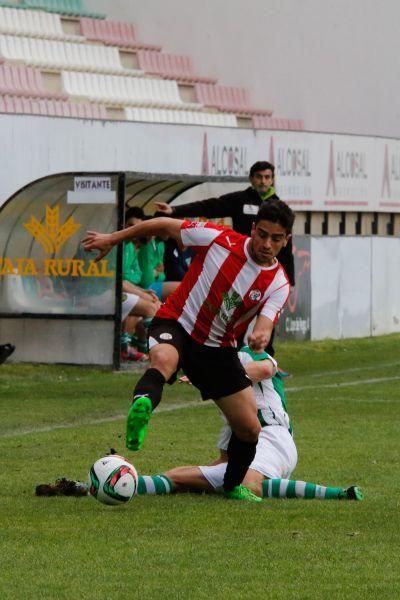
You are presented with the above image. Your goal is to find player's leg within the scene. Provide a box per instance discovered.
[183,345,261,502]
[262,479,363,500]
[127,343,178,450]
[166,466,214,492]
[242,469,265,497]
[221,423,297,499]
[215,387,261,501]
[244,427,363,500]
[131,296,160,318]
[137,461,231,497]
[136,473,175,495]
[127,318,183,451]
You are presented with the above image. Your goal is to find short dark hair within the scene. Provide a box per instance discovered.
[255,199,295,233]
[249,161,275,178]
[125,206,145,221]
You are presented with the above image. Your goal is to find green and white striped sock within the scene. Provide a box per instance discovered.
[262,479,345,499]
[137,475,175,495]
[121,332,131,349]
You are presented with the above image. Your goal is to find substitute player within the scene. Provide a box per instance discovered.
[82,201,294,502]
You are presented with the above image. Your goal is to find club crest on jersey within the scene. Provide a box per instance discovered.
[249,289,262,302]
[218,291,242,325]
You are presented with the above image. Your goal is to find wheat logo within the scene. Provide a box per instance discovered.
[24,205,81,254]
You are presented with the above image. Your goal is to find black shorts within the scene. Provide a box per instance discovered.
[148,317,251,401]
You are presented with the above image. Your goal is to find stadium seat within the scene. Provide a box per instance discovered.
[0,34,142,75]
[0,63,67,98]
[0,92,107,118]
[62,70,201,109]
[21,0,105,19]
[136,50,216,84]
[252,116,305,130]
[195,83,272,116]
[0,6,83,41]
[125,107,237,127]
[80,17,161,50]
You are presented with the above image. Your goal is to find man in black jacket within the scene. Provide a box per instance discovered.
[154,161,295,357]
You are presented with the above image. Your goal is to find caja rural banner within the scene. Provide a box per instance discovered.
[0,174,118,316]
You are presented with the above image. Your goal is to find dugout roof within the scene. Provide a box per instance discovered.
[0,171,246,367]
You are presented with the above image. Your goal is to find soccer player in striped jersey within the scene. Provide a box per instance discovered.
[137,347,363,501]
[82,200,294,502]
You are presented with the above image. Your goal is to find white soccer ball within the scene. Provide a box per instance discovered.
[88,454,138,506]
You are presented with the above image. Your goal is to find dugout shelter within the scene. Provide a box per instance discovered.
[0,170,247,368]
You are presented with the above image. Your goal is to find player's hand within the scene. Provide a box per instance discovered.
[154,202,173,215]
[247,331,269,352]
[81,231,115,262]
[178,375,192,385]
[144,289,159,303]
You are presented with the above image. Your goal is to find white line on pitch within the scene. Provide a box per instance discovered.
[0,401,205,439]
[1,374,398,439]
[310,362,400,378]
[285,375,400,392]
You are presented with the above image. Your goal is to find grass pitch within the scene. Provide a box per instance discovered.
[1,334,400,599]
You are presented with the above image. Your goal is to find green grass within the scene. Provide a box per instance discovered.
[1,334,400,599]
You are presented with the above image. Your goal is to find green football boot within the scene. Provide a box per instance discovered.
[224,485,262,503]
[338,486,364,501]
[126,396,153,451]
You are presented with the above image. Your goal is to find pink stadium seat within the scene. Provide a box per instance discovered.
[12,94,23,112]
[0,92,107,119]
[29,97,40,113]
[80,17,161,50]
[4,94,14,112]
[136,50,216,84]
[56,100,66,116]
[21,96,33,114]
[252,115,305,131]
[35,99,49,115]
[0,63,67,99]
[195,83,272,116]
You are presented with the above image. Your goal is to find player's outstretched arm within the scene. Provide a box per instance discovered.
[248,315,274,352]
[244,359,275,382]
[82,217,185,262]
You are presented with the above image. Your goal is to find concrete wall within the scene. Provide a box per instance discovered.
[1,116,400,213]
[311,236,400,340]
[85,0,400,138]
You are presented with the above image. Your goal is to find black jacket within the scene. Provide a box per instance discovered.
[172,187,295,285]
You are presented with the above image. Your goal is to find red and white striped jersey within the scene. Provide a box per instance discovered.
[157,221,290,347]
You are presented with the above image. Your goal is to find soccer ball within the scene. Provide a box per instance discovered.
[88,454,138,506]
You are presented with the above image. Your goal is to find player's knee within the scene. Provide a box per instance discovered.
[150,352,177,379]
[235,421,261,443]
[147,302,159,317]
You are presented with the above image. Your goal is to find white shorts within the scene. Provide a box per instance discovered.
[121,292,140,321]
[199,425,298,491]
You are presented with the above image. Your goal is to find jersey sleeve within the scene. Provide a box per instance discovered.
[260,273,290,324]
[180,220,227,248]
